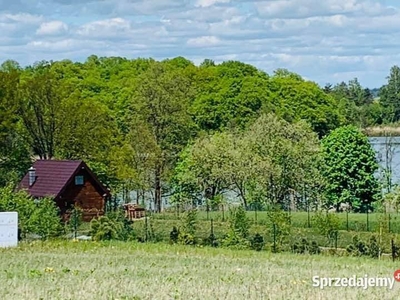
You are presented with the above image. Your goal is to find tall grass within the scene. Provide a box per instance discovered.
[0,241,399,299]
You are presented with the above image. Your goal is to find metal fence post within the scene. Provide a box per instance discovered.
[255,204,258,225]
[273,223,277,253]
[145,215,148,242]
[392,239,396,262]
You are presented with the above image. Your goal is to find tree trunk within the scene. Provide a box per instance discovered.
[154,165,162,213]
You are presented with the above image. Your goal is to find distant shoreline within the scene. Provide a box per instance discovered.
[363,126,400,137]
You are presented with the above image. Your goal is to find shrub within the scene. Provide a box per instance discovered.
[203,232,219,247]
[251,233,264,251]
[312,212,340,246]
[222,206,251,249]
[66,206,83,237]
[29,198,63,239]
[309,241,321,255]
[0,185,36,237]
[178,209,198,245]
[292,238,309,254]
[346,235,368,256]
[0,186,62,239]
[368,235,380,258]
[170,226,179,244]
[90,216,123,241]
[229,206,250,238]
[268,208,291,252]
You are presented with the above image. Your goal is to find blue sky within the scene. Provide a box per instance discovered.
[1,0,400,88]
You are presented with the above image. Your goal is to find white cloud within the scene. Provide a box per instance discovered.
[36,21,68,35]
[195,0,230,8]
[187,35,220,47]
[76,17,132,38]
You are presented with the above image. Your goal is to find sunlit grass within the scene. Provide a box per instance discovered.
[1,241,399,299]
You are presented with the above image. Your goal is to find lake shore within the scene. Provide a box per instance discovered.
[363,126,400,137]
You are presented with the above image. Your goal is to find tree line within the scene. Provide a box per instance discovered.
[0,56,396,212]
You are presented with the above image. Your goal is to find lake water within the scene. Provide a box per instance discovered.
[369,136,400,185]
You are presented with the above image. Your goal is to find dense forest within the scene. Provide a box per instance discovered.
[1,56,399,212]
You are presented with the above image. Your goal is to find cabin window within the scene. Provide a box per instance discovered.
[75,175,84,185]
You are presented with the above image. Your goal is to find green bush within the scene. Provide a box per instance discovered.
[230,206,250,238]
[312,212,340,245]
[309,241,321,255]
[268,209,292,252]
[203,232,219,247]
[170,226,179,244]
[66,206,83,237]
[29,198,63,239]
[222,206,251,249]
[0,185,36,237]
[292,238,309,254]
[0,186,62,239]
[368,235,380,258]
[251,233,265,251]
[292,238,320,255]
[90,216,124,241]
[177,209,198,245]
[346,235,368,256]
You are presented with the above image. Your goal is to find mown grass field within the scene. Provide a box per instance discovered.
[1,241,399,300]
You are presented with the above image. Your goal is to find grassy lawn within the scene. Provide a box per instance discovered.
[0,241,399,299]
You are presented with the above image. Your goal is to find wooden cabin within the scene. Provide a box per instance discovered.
[18,160,111,222]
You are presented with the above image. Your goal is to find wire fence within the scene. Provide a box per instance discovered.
[134,210,400,261]
[155,207,400,234]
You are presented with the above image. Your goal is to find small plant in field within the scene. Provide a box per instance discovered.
[368,235,380,258]
[293,238,320,255]
[377,214,390,233]
[178,209,198,245]
[170,226,179,244]
[90,216,123,241]
[268,208,291,252]
[309,241,320,255]
[203,232,219,247]
[251,233,264,251]
[66,206,83,237]
[222,206,251,249]
[346,235,368,256]
[312,212,340,246]
[292,238,309,254]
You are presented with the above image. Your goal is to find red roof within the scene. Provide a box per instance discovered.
[19,160,110,198]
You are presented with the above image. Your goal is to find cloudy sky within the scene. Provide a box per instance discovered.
[1,0,399,88]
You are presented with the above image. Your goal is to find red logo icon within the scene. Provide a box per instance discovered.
[394,270,400,282]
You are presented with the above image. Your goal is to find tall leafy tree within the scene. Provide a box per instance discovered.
[268,74,343,137]
[173,113,321,209]
[379,65,400,122]
[321,125,380,212]
[0,69,31,186]
[128,61,197,212]
[17,68,63,159]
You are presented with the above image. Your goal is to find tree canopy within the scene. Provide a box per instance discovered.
[0,55,395,211]
[320,126,380,212]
